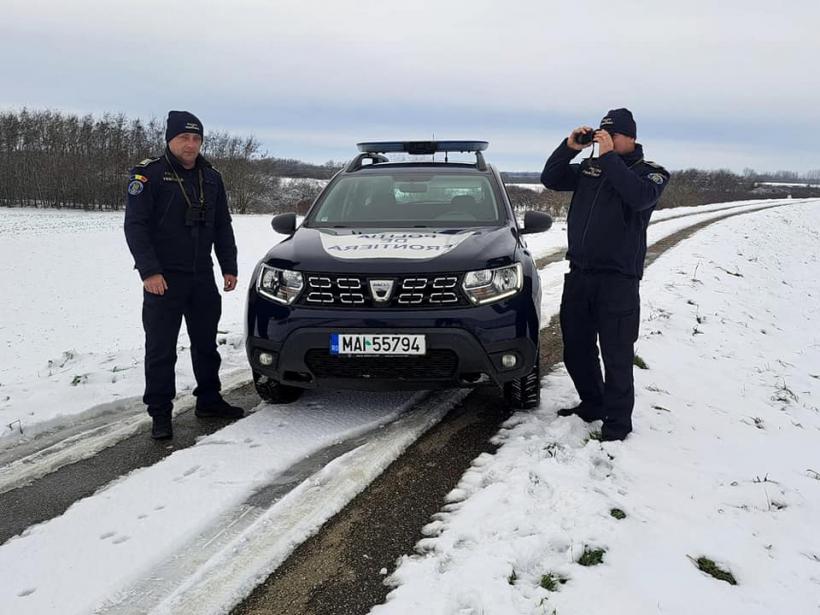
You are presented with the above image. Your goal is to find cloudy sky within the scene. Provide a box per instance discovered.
[2,0,817,173]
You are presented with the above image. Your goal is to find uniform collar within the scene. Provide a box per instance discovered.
[164,147,203,172]
[620,143,644,166]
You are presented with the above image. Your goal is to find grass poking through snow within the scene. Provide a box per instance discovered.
[694,556,737,585]
[577,547,606,567]
[539,572,569,591]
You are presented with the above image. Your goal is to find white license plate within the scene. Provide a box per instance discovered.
[330,333,426,356]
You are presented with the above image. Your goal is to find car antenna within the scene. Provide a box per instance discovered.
[431,132,450,163]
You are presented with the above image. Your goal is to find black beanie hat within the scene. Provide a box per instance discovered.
[599,108,636,139]
[165,110,204,143]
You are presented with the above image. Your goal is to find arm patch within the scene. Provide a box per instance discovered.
[128,180,144,195]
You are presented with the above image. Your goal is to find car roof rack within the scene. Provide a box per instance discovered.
[345,152,389,173]
[351,140,489,172]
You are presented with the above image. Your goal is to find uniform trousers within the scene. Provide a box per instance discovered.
[559,268,640,434]
[142,271,222,415]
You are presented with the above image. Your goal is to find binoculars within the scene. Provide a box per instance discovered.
[185,205,208,226]
[575,130,596,145]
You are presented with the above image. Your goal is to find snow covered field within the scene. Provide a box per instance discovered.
[375,200,820,615]
[1,198,818,614]
[0,198,798,445]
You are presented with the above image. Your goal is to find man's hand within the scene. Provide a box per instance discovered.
[223,274,237,292]
[568,126,595,151]
[143,274,168,295]
[595,130,614,156]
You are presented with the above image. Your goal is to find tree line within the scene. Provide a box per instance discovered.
[2,109,818,217]
[0,109,340,214]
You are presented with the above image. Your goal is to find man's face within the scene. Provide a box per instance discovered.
[168,132,203,168]
[611,132,636,155]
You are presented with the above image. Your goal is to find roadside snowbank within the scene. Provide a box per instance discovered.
[373,201,820,614]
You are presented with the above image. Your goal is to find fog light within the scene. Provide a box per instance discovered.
[501,354,517,368]
[259,352,274,366]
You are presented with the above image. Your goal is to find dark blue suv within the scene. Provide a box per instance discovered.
[245,141,551,408]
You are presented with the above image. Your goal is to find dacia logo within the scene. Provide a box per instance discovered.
[369,279,395,303]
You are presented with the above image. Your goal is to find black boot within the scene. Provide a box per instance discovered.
[601,418,632,442]
[557,401,604,423]
[195,397,244,419]
[151,413,173,440]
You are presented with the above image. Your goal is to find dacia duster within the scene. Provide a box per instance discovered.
[245,141,551,408]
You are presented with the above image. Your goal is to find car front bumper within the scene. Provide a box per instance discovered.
[246,288,540,391]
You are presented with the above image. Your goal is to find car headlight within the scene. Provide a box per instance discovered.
[257,264,303,305]
[462,262,523,305]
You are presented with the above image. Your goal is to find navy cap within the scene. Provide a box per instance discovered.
[599,108,636,139]
[165,110,204,143]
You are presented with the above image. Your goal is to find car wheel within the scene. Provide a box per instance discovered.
[253,371,303,404]
[503,353,541,410]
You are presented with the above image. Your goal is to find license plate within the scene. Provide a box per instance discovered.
[330,333,426,356]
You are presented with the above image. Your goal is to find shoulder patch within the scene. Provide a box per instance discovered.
[127,180,145,195]
[130,173,149,183]
[647,173,666,185]
[135,156,161,168]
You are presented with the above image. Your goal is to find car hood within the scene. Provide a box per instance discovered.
[261,226,520,273]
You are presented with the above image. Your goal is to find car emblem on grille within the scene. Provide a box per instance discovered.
[369,279,395,303]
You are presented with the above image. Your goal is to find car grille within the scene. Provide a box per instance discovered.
[299,273,469,308]
[305,349,458,380]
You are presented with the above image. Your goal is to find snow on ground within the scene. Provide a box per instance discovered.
[524,197,804,263]
[0,388,467,614]
[0,198,815,614]
[373,200,820,615]
[0,209,283,442]
[507,183,547,192]
[759,181,819,188]
[277,176,329,189]
[533,199,805,320]
[0,199,775,444]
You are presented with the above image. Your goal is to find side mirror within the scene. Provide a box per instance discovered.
[271,212,297,235]
[521,210,552,234]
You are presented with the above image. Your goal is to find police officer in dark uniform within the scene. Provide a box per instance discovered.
[541,108,669,441]
[124,110,243,439]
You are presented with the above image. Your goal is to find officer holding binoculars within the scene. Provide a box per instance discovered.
[124,110,242,439]
[541,108,670,441]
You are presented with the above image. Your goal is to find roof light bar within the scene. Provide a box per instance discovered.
[357,141,489,155]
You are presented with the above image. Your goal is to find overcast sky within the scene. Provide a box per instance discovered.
[1,0,818,173]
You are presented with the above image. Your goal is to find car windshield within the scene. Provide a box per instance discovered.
[306,172,503,228]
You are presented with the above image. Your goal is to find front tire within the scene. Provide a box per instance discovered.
[503,354,541,410]
[253,371,303,404]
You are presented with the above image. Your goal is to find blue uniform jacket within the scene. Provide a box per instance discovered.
[541,139,669,279]
[124,150,238,280]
